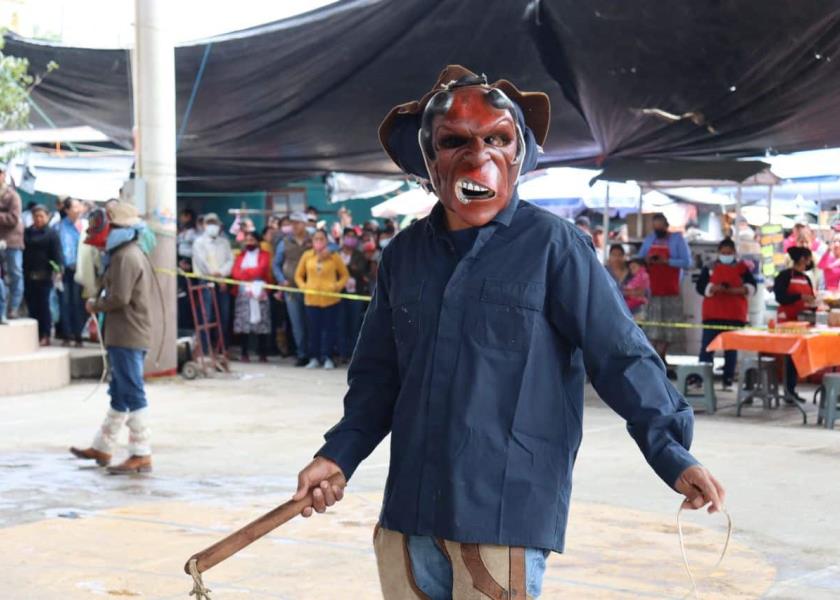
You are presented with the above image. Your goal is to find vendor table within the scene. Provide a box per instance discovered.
[707,328,840,424]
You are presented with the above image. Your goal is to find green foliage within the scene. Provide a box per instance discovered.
[0,32,58,130]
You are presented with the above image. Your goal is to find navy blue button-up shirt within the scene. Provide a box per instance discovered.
[318,196,698,553]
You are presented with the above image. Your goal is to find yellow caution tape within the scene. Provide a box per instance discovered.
[635,320,760,332]
[155,268,374,302]
[155,268,840,335]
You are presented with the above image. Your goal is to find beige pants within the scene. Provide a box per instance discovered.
[373,525,533,600]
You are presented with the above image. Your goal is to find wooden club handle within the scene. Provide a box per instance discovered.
[183,473,345,575]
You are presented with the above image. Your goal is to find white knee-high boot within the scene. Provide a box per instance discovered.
[126,408,152,457]
[92,409,128,454]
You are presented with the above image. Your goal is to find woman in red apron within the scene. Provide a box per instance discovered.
[773,246,817,401]
[696,238,756,389]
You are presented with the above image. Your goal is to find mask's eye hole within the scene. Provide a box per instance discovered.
[438,135,467,149]
[485,134,511,147]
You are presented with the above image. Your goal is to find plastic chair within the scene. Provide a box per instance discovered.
[675,363,717,414]
[817,373,840,430]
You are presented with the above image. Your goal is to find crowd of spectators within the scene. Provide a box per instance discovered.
[0,164,108,346]
[3,156,840,382]
[176,205,398,369]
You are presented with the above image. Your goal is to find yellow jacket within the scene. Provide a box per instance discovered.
[294,249,350,308]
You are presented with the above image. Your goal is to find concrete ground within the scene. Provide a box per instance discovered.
[1,359,839,599]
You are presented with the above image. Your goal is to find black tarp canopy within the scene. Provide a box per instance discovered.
[6,0,840,190]
[593,158,772,185]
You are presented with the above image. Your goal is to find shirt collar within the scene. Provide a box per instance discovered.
[424,191,521,237]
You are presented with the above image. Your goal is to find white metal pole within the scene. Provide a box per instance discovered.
[767,184,774,224]
[636,187,643,239]
[134,0,177,375]
[735,184,742,253]
[602,184,610,263]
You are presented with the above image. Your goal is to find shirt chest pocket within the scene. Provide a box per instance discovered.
[390,282,423,348]
[473,278,545,352]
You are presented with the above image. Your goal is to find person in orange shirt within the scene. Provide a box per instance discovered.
[295,229,349,370]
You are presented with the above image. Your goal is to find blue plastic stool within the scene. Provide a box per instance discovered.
[675,363,717,414]
[817,373,840,430]
[736,355,778,415]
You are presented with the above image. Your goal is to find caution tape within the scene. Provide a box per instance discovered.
[155,268,374,302]
[155,268,840,335]
[637,320,840,335]
[636,320,761,332]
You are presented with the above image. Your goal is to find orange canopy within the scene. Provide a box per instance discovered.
[706,329,840,377]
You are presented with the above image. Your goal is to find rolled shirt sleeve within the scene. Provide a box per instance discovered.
[548,233,699,488]
[668,233,692,269]
[316,249,400,479]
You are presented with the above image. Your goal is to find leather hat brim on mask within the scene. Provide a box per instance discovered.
[378,65,550,182]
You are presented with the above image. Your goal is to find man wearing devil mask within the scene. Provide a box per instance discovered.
[293,66,725,598]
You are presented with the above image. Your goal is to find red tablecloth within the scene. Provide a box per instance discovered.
[706,328,840,377]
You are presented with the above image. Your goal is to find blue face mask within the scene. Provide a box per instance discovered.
[718,254,735,265]
[305,226,316,235]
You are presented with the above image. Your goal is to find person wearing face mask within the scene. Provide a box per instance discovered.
[291,66,724,599]
[294,229,349,370]
[306,206,320,226]
[377,224,396,250]
[639,213,692,362]
[192,213,234,350]
[232,231,272,362]
[695,238,756,389]
[818,231,840,292]
[273,212,312,366]
[337,228,370,363]
[774,246,818,401]
[279,216,293,239]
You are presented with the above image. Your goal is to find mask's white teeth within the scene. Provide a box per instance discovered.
[459,179,489,193]
[456,179,494,204]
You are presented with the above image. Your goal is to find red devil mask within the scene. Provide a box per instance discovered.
[378,66,550,231]
[419,84,525,229]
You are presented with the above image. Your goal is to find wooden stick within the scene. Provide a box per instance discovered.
[183,474,345,575]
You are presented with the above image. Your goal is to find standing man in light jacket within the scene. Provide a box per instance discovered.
[0,164,24,320]
[192,212,234,350]
[639,213,692,363]
[70,202,154,475]
[290,66,725,599]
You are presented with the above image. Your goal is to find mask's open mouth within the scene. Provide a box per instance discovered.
[455,178,496,205]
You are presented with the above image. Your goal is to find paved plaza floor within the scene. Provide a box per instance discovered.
[1,360,839,599]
